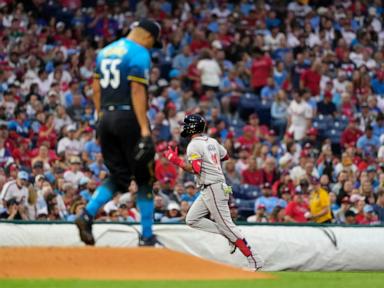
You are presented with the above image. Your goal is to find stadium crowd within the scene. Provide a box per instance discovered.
[0,0,384,225]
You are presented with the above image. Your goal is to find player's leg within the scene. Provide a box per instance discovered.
[118,114,156,245]
[132,159,155,244]
[76,113,121,245]
[185,194,222,235]
[204,183,264,270]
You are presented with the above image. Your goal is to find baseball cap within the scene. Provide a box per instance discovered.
[67,124,77,132]
[17,170,29,181]
[184,181,195,188]
[167,202,180,211]
[79,177,90,186]
[37,207,48,216]
[257,204,266,210]
[229,202,237,209]
[54,167,65,174]
[295,186,304,194]
[310,176,319,185]
[134,19,162,48]
[366,165,376,173]
[70,156,81,164]
[363,205,374,213]
[341,196,350,204]
[83,126,93,133]
[345,210,356,217]
[279,153,292,167]
[268,129,276,137]
[281,187,291,194]
[285,131,294,138]
[262,182,271,189]
[35,174,45,182]
[243,125,255,133]
[307,127,318,136]
[350,194,365,203]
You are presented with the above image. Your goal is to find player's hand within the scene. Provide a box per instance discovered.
[133,136,155,163]
[164,146,185,168]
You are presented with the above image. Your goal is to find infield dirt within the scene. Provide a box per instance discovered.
[0,247,271,280]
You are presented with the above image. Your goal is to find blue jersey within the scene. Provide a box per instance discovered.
[95,38,151,107]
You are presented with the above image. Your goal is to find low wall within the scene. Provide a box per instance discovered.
[0,222,383,271]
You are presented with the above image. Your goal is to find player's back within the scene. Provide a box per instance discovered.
[187,135,226,185]
[95,38,151,108]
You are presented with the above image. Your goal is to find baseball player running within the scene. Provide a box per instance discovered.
[164,114,264,271]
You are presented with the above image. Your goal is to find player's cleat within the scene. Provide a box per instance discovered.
[139,234,163,247]
[75,212,95,246]
[247,249,265,271]
[228,240,237,254]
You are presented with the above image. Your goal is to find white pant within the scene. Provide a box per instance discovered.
[185,182,244,242]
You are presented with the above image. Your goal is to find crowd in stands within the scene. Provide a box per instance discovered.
[0,0,384,225]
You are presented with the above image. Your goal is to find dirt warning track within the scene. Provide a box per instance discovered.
[0,247,272,280]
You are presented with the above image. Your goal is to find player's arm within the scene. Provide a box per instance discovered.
[164,147,202,174]
[180,162,197,174]
[218,142,229,161]
[92,76,101,115]
[93,53,102,115]
[131,81,150,137]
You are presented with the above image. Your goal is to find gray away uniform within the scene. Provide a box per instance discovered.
[185,135,244,243]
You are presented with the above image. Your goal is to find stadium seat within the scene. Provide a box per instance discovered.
[238,93,258,121]
[233,184,261,200]
[235,198,256,219]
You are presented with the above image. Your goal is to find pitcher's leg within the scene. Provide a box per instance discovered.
[186,195,222,235]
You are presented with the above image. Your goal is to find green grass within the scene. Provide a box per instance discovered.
[1,272,384,288]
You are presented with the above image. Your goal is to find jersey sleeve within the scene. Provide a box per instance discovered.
[186,141,202,162]
[218,143,228,160]
[127,48,151,85]
[94,52,102,79]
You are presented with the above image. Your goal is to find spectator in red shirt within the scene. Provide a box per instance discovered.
[248,113,269,140]
[259,157,279,186]
[284,188,310,223]
[340,117,363,149]
[241,158,262,186]
[300,60,322,96]
[251,47,273,95]
[31,144,55,172]
[189,30,210,54]
[351,194,366,223]
[273,172,295,197]
[155,155,178,189]
[235,125,258,151]
[37,113,57,149]
[11,138,32,168]
[357,205,379,225]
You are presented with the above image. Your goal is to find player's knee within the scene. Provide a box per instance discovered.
[185,213,197,227]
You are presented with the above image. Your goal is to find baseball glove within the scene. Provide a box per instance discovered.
[133,136,155,163]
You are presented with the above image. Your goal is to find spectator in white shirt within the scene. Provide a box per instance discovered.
[63,156,85,188]
[333,70,349,95]
[57,124,82,158]
[36,69,52,96]
[197,49,222,91]
[287,91,312,141]
[0,171,29,219]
